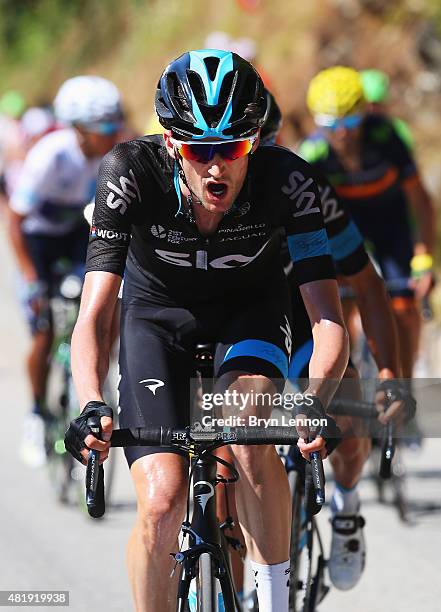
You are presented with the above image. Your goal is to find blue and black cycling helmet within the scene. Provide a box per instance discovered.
[155,49,267,141]
[260,89,282,146]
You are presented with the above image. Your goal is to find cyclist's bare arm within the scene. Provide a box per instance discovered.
[71,271,120,458]
[300,278,349,407]
[7,208,37,281]
[404,179,435,255]
[405,179,435,298]
[346,260,400,379]
[71,270,121,408]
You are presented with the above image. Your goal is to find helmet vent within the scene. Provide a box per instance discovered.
[204,57,220,80]
[218,71,235,105]
[167,73,191,112]
[187,71,206,104]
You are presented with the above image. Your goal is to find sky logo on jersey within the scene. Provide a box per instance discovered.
[281,170,321,218]
[155,239,271,270]
[320,185,343,224]
[106,169,140,215]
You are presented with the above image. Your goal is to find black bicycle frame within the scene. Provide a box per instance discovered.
[175,452,237,611]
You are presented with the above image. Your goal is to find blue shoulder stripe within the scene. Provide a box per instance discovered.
[329,221,363,261]
[287,229,331,263]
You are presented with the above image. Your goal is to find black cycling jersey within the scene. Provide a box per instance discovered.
[86,136,336,305]
[298,114,419,297]
[87,136,344,462]
[281,166,369,280]
[285,171,369,381]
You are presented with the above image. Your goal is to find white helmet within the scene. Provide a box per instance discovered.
[54,75,122,126]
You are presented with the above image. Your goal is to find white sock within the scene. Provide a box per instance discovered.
[330,482,360,516]
[250,559,290,612]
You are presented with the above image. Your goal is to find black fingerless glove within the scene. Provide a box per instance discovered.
[293,395,342,455]
[377,380,417,422]
[64,401,113,463]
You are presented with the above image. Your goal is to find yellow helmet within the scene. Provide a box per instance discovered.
[307,66,364,124]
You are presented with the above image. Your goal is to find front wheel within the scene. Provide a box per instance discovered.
[288,465,315,612]
[289,469,302,612]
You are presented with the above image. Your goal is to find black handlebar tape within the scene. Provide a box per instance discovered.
[328,399,378,419]
[85,416,105,518]
[111,426,172,447]
[111,426,299,447]
[219,426,298,445]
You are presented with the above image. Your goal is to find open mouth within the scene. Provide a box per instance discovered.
[206,182,228,199]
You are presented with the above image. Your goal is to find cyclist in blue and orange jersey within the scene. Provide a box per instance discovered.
[65,49,350,612]
[361,68,422,263]
[300,66,435,381]
[360,69,415,151]
[7,76,123,468]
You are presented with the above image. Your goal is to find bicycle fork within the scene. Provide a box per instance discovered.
[173,455,237,611]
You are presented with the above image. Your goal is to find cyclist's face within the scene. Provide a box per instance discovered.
[325,125,362,155]
[366,101,385,114]
[164,132,256,214]
[76,128,120,159]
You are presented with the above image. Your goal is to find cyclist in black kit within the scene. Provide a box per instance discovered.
[301,66,435,380]
[217,94,416,593]
[65,50,349,612]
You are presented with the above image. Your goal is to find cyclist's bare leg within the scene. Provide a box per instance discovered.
[330,366,371,487]
[391,298,420,378]
[328,369,369,590]
[27,327,53,408]
[218,372,291,564]
[128,453,188,612]
[330,428,371,488]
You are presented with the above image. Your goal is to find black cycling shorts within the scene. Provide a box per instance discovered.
[22,222,89,334]
[25,222,89,288]
[118,288,292,466]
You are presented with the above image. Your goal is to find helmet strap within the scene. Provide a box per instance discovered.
[174,148,201,203]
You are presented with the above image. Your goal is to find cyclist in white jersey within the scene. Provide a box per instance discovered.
[7,76,123,467]
[3,106,56,199]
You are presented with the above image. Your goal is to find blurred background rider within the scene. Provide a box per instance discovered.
[7,76,123,467]
[299,66,435,383]
[360,68,415,151]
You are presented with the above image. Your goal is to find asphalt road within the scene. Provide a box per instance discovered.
[1,219,440,612]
